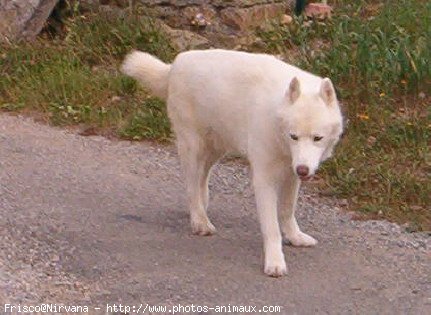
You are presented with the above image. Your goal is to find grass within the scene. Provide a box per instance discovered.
[0,1,429,230]
[0,11,175,141]
[258,0,430,230]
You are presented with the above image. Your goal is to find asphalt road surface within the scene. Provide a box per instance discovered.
[0,114,430,314]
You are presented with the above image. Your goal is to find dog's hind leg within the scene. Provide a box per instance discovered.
[279,171,317,247]
[177,133,218,236]
[200,147,221,214]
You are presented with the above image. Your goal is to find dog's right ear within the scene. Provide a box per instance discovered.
[286,77,301,104]
[320,78,337,106]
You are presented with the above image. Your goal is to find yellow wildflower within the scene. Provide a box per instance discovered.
[356,114,370,120]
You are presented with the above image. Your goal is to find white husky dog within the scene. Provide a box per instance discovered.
[121,49,343,277]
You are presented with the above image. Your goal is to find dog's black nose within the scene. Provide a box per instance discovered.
[296,165,309,177]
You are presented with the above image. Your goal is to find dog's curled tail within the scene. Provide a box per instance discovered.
[121,51,170,100]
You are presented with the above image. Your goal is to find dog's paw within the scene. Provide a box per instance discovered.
[287,231,318,247]
[264,260,287,277]
[191,219,216,236]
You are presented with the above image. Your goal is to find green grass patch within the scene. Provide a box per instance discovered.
[259,0,430,230]
[0,10,175,140]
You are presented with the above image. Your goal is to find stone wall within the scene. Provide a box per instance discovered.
[87,0,295,48]
[136,0,293,31]
[0,0,295,45]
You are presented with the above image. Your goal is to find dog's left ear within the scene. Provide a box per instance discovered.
[286,77,301,104]
[320,78,337,106]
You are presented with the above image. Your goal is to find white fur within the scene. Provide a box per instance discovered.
[121,49,344,277]
[121,51,170,99]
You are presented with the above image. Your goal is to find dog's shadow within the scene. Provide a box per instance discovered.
[117,207,190,234]
[117,204,259,237]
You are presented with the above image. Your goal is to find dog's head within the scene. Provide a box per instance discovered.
[277,77,344,180]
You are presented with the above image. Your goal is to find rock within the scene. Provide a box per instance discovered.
[50,254,60,262]
[220,3,287,31]
[77,0,100,11]
[281,14,293,25]
[99,0,130,8]
[160,22,210,51]
[305,3,332,19]
[339,199,349,207]
[367,136,377,147]
[140,0,202,7]
[0,0,59,42]
[110,96,122,103]
[191,13,210,27]
[215,0,294,8]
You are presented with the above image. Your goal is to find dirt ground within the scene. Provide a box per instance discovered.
[0,114,430,314]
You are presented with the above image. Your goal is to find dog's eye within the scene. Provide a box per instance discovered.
[313,136,323,142]
[290,134,298,141]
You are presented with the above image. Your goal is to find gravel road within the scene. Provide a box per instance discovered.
[0,114,430,314]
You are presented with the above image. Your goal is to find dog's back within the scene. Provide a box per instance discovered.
[168,49,322,108]
[169,50,323,152]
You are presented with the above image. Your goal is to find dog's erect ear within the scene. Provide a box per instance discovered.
[286,77,301,104]
[320,78,337,106]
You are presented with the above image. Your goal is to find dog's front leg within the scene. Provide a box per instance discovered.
[279,171,318,247]
[252,165,286,277]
